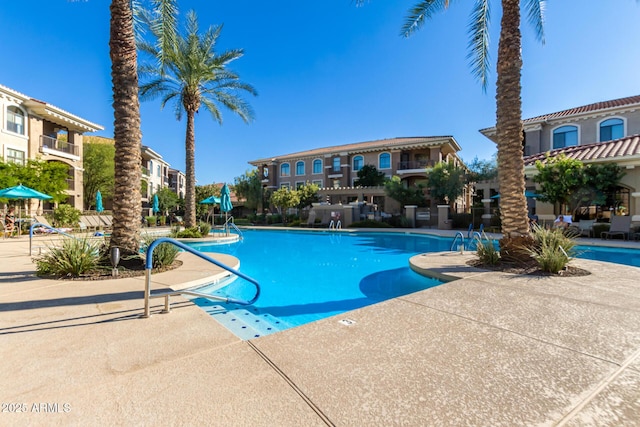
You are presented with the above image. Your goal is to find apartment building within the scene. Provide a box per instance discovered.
[480,95,640,222]
[1,84,103,210]
[141,145,171,214]
[249,136,467,217]
[168,168,186,199]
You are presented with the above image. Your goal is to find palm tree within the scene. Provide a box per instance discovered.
[109,0,143,255]
[108,0,177,256]
[364,0,545,237]
[138,10,257,228]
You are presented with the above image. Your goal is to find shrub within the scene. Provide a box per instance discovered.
[35,237,102,277]
[176,227,202,238]
[234,218,251,226]
[53,204,81,228]
[198,222,211,236]
[475,233,500,265]
[528,226,577,274]
[141,235,180,268]
[145,216,156,227]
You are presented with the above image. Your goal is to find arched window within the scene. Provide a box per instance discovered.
[379,152,391,169]
[353,155,364,172]
[280,163,290,177]
[552,126,578,149]
[296,161,305,175]
[312,159,322,174]
[599,118,624,142]
[6,106,25,135]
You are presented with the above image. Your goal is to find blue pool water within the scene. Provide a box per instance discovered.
[186,230,449,339]
[186,230,640,340]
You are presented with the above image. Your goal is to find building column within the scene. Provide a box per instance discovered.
[437,205,451,230]
[631,192,640,222]
[405,205,417,228]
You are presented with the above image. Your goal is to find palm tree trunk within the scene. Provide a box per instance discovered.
[495,0,529,237]
[110,0,142,254]
[184,110,197,228]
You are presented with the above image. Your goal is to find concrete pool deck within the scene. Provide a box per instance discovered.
[1,230,640,425]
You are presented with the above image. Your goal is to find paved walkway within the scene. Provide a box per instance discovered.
[1,231,640,426]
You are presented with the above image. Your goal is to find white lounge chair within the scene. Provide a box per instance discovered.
[601,216,631,240]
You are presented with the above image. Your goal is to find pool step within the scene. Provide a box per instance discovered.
[195,300,290,340]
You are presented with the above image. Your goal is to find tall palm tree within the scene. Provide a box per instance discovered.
[138,10,257,228]
[108,0,177,256]
[365,0,545,237]
[110,0,143,255]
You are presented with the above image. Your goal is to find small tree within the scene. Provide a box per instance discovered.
[155,187,180,215]
[233,169,263,212]
[83,142,115,210]
[534,155,586,214]
[270,187,300,223]
[426,160,466,206]
[195,184,221,220]
[384,176,427,207]
[466,155,498,182]
[296,182,320,210]
[355,165,386,187]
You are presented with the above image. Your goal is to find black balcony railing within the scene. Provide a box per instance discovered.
[40,135,79,156]
[397,160,435,170]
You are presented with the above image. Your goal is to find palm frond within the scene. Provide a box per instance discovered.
[401,0,452,38]
[467,0,491,92]
[525,0,546,45]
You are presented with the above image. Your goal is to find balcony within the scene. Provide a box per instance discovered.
[397,160,435,173]
[142,166,150,177]
[40,135,79,156]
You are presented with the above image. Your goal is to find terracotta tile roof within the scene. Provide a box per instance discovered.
[522,95,640,124]
[523,134,640,166]
[249,136,459,164]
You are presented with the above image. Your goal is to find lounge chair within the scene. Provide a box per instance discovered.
[569,219,595,237]
[601,215,632,240]
[99,214,113,229]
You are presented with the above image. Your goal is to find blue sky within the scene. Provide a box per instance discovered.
[1,1,639,184]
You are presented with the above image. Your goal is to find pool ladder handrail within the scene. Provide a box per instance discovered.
[329,219,342,230]
[223,216,243,239]
[450,231,465,252]
[451,230,484,252]
[29,222,78,255]
[142,237,260,318]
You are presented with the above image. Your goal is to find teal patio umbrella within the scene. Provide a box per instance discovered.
[220,184,233,235]
[152,194,160,214]
[95,190,104,213]
[200,195,221,226]
[0,184,53,235]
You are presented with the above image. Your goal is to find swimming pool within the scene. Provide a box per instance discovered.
[186,230,449,339]
[186,230,640,340]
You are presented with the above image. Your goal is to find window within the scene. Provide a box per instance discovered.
[552,126,578,149]
[353,155,364,171]
[333,157,341,172]
[313,159,322,174]
[312,179,323,187]
[157,165,161,177]
[600,118,624,142]
[280,182,290,189]
[6,106,25,135]
[6,148,25,165]
[379,152,391,169]
[296,181,304,189]
[280,163,290,177]
[296,161,305,175]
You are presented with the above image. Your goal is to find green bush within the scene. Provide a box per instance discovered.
[35,237,102,277]
[234,218,251,226]
[53,204,81,228]
[145,216,156,227]
[349,220,392,228]
[475,232,500,265]
[198,222,211,236]
[528,226,577,273]
[176,227,202,238]
[141,235,180,268]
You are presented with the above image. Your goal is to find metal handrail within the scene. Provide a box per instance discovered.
[450,231,465,252]
[329,220,342,230]
[29,222,77,255]
[142,238,260,318]
[229,222,243,239]
[466,231,483,250]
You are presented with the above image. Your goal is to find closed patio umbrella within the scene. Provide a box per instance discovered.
[96,190,104,213]
[220,184,233,236]
[152,194,160,214]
